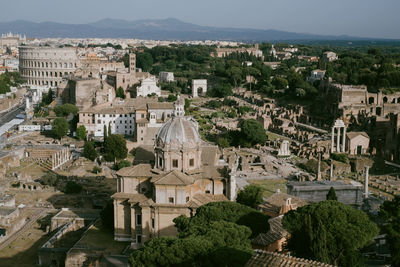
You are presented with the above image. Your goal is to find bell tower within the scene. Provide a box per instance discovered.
[129,53,136,78]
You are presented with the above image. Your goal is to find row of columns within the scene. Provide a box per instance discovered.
[331,123,346,153]
[51,148,71,170]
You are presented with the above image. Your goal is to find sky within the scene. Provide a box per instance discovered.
[1,0,400,39]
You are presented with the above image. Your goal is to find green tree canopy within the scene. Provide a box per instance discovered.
[131,210,254,266]
[379,196,400,266]
[184,98,191,110]
[236,184,264,209]
[103,134,128,162]
[283,200,379,267]
[76,125,87,141]
[116,86,125,99]
[238,106,253,115]
[83,141,98,161]
[176,201,269,238]
[239,119,268,146]
[167,94,177,102]
[54,104,79,117]
[136,52,154,72]
[272,76,288,89]
[217,137,230,148]
[208,84,233,98]
[227,66,243,88]
[52,117,69,139]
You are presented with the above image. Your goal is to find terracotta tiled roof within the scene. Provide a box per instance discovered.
[116,164,153,177]
[246,250,336,267]
[251,215,289,246]
[259,192,308,215]
[346,131,369,140]
[187,194,228,208]
[202,166,225,179]
[111,192,153,206]
[151,170,194,186]
[147,102,174,110]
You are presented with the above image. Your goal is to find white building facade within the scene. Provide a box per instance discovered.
[136,78,161,97]
[78,107,135,137]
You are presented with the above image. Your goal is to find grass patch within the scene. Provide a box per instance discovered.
[0,220,49,266]
[248,179,288,198]
[77,220,128,254]
[266,131,291,141]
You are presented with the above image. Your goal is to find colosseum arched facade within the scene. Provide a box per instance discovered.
[19,46,79,87]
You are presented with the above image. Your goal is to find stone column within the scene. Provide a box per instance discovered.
[330,163,334,180]
[229,173,237,201]
[365,166,369,199]
[336,127,340,152]
[331,127,335,153]
[342,126,346,153]
[317,151,322,180]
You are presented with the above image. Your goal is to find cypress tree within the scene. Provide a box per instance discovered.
[103,125,108,142]
[326,187,338,201]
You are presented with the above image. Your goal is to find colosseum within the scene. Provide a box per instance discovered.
[19,46,79,87]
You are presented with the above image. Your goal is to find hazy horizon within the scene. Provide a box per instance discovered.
[1,0,400,39]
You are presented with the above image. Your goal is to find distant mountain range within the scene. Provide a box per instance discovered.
[0,18,394,41]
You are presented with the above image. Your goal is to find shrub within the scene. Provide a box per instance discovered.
[330,153,348,163]
[40,172,58,186]
[115,160,131,170]
[92,166,102,174]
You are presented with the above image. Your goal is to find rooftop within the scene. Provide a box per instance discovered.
[251,215,289,247]
[152,170,194,186]
[346,131,369,139]
[53,208,100,220]
[287,180,362,190]
[0,207,17,216]
[259,192,308,215]
[246,250,335,267]
[116,164,153,177]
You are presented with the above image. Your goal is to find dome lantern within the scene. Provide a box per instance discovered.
[173,95,185,117]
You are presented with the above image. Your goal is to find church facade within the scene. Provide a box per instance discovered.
[112,97,236,248]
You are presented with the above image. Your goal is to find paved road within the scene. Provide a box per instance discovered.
[0,209,47,251]
[0,104,25,146]
[0,104,25,127]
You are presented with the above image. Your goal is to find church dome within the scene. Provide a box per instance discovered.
[156,116,201,148]
[156,96,202,149]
